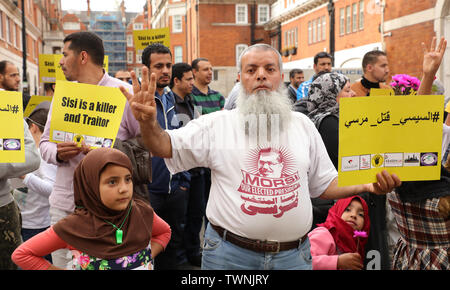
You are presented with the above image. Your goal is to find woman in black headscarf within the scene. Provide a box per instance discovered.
[307,72,355,169]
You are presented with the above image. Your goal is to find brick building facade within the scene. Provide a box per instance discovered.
[0,0,63,95]
[147,0,275,95]
[267,0,449,87]
[266,0,382,82]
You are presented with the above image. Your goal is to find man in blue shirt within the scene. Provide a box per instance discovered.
[296,52,332,100]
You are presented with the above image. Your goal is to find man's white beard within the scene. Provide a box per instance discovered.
[236,84,293,144]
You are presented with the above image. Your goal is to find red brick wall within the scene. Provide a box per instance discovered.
[385,20,436,79]
[384,0,436,20]
[281,0,382,62]
[197,3,270,67]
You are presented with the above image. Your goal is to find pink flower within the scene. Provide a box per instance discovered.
[78,254,91,270]
[353,230,368,238]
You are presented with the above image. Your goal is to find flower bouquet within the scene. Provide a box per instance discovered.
[390,74,421,95]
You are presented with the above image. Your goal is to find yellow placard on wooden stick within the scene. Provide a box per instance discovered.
[133,27,171,55]
[338,95,444,186]
[0,91,25,163]
[49,81,126,149]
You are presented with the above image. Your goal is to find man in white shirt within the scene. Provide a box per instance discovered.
[121,43,401,270]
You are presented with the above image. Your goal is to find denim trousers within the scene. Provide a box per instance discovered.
[201,223,312,270]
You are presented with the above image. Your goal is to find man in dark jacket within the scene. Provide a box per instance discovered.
[142,43,190,270]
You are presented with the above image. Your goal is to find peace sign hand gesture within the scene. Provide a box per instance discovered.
[120,66,158,126]
[421,36,447,76]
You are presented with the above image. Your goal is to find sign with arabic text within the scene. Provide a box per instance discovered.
[338,95,444,186]
[0,91,25,163]
[49,81,126,149]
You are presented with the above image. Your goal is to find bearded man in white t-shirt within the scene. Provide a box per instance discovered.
[121,44,401,270]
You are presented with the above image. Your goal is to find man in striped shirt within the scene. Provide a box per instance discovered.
[191,58,225,115]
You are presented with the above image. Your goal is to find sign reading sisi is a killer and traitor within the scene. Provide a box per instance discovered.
[49,81,126,149]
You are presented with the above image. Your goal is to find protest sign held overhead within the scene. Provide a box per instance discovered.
[49,80,126,149]
[0,91,25,163]
[338,94,444,186]
[39,54,109,83]
[132,27,171,54]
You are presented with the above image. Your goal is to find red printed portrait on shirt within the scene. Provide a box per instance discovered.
[238,147,301,218]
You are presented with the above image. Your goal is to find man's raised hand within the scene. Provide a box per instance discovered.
[421,36,447,76]
[120,66,157,125]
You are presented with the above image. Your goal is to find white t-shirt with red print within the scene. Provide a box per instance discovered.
[165,109,338,242]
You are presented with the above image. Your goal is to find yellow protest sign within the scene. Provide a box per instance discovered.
[446,101,450,113]
[54,54,66,81]
[0,91,25,163]
[49,81,126,149]
[24,95,53,117]
[369,88,395,96]
[39,54,58,83]
[133,27,171,54]
[40,54,108,83]
[338,95,444,186]
[103,55,109,73]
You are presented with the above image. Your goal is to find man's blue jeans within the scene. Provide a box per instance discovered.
[201,223,312,270]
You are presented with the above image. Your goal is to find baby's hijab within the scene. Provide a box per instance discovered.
[53,148,154,259]
[317,196,370,260]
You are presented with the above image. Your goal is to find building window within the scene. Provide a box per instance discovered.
[133,23,143,30]
[359,0,364,30]
[236,4,248,24]
[352,3,358,32]
[322,16,326,41]
[17,28,22,50]
[127,51,133,64]
[172,15,182,33]
[308,21,312,44]
[12,22,16,47]
[174,46,183,63]
[136,53,142,63]
[295,27,298,47]
[258,4,269,24]
[0,12,3,39]
[339,8,345,35]
[312,18,316,43]
[317,17,321,42]
[236,44,248,66]
[6,17,11,44]
[346,6,351,34]
[63,22,81,30]
[284,31,288,48]
[127,34,133,47]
